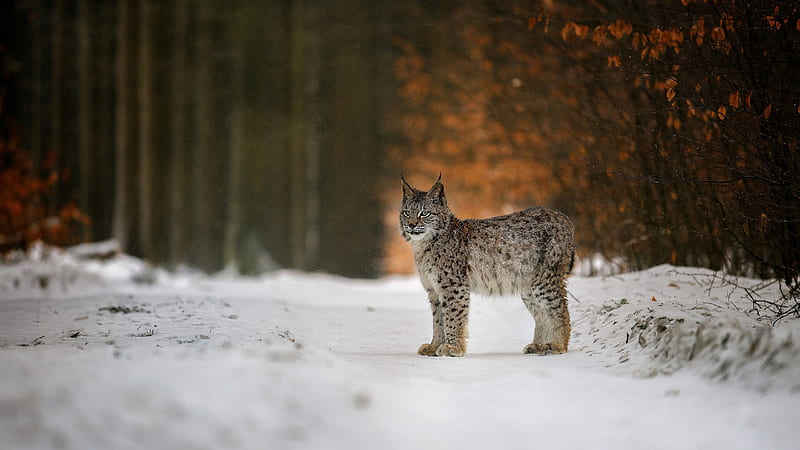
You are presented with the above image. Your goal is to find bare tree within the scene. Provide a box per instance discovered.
[113,0,140,254]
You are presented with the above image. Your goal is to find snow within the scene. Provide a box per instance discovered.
[1,247,799,449]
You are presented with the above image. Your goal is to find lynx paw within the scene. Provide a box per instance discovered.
[435,343,466,357]
[418,343,439,356]
[523,342,567,355]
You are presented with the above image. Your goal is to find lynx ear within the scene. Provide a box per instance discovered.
[401,174,415,198]
[429,174,446,206]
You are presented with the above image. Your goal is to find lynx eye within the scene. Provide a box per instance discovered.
[419,210,431,218]
[401,210,410,218]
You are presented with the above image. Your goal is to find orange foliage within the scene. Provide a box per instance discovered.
[385,22,563,273]
[386,0,800,285]
[0,123,90,254]
[523,0,800,283]
[608,19,633,39]
[561,21,590,41]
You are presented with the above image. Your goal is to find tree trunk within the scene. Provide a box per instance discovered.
[233,1,282,274]
[77,0,92,242]
[288,0,307,270]
[189,3,222,271]
[48,0,64,216]
[260,3,291,268]
[319,0,380,277]
[168,0,189,267]
[137,0,154,260]
[92,1,117,240]
[223,0,246,271]
[29,0,45,176]
[113,0,139,255]
[302,2,322,272]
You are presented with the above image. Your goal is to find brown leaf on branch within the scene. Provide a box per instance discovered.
[607,19,633,39]
[632,32,647,50]
[729,91,740,109]
[592,25,607,46]
[766,16,781,30]
[666,87,676,102]
[561,22,574,41]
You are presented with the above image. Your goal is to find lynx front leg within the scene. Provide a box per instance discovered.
[522,279,571,355]
[433,285,470,357]
[418,288,445,356]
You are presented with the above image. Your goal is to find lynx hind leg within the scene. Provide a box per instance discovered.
[522,278,571,355]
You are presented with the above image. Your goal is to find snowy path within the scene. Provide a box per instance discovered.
[1,259,799,449]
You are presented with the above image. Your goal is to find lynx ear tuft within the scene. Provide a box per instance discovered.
[429,175,446,206]
[401,174,414,198]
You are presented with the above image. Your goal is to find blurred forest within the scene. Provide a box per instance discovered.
[1,1,798,300]
[1,0,392,277]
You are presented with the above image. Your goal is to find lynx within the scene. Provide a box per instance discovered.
[400,175,575,357]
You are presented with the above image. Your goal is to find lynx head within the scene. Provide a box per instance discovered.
[400,174,451,242]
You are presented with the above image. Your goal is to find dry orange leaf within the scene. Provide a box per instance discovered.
[729,91,740,108]
[759,213,769,233]
[763,104,772,119]
[561,22,573,41]
[608,19,632,39]
[592,25,607,46]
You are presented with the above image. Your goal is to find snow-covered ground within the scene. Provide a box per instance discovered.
[1,245,799,450]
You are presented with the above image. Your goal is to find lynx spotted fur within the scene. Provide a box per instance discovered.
[400,175,575,357]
